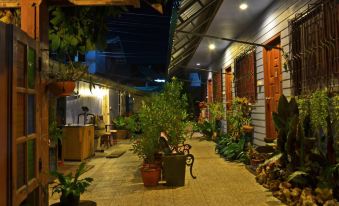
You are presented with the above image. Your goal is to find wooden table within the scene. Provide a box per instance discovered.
[51,200,96,206]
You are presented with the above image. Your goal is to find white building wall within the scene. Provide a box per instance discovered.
[213,0,318,145]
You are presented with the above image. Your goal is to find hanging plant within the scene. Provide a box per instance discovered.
[49,6,127,59]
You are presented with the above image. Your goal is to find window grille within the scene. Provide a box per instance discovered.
[234,50,256,102]
[289,0,339,95]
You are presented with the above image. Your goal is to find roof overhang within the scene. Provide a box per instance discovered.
[168,0,223,75]
[0,0,140,8]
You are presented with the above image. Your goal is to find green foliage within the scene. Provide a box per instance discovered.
[153,78,189,147]
[207,101,225,138]
[132,125,160,163]
[195,120,214,140]
[287,171,312,187]
[260,153,283,168]
[132,78,188,162]
[49,6,127,58]
[227,97,253,139]
[216,134,248,163]
[113,116,127,130]
[49,121,62,145]
[309,90,329,135]
[124,115,141,136]
[272,95,301,169]
[51,163,93,198]
[46,61,88,81]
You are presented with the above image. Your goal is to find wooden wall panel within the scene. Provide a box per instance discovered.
[212,0,320,145]
[0,22,9,206]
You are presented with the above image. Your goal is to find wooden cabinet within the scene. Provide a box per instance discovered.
[62,125,95,161]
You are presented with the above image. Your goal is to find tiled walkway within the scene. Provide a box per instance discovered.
[49,137,284,206]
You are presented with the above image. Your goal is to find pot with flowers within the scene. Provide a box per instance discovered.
[46,61,87,96]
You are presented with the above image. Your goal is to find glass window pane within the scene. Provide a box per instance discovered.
[27,47,36,89]
[27,95,35,135]
[27,140,36,181]
[16,93,26,138]
[17,42,26,88]
[17,143,26,189]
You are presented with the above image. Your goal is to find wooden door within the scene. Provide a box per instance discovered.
[264,36,282,140]
[10,25,46,206]
[213,70,222,102]
[225,67,233,110]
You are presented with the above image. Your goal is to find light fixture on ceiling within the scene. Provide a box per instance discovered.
[209,43,216,50]
[239,2,248,10]
[196,63,201,66]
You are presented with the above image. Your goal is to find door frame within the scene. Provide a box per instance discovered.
[11,25,41,206]
[0,22,11,206]
[263,33,282,140]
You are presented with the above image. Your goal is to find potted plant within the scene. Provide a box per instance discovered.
[132,128,161,187]
[46,61,88,96]
[113,116,129,139]
[208,101,225,141]
[132,102,162,187]
[51,163,93,206]
[156,79,189,186]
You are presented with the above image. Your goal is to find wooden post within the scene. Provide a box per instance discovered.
[21,1,50,205]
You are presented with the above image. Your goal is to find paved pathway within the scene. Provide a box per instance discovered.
[49,137,284,206]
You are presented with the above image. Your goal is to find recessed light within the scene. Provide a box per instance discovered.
[209,44,216,50]
[239,3,248,10]
[196,63,201,66]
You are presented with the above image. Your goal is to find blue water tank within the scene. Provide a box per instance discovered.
[189,73,201,87]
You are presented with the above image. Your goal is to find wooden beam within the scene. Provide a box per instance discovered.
[49,0,140,7]
[0,0,140,8]
[20,0,37,38]
[0,1,20,8]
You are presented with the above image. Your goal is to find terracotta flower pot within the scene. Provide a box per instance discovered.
[250,158,264,166]
[243,125,254,133]
[49,81,76,97]
[140,165,161,187]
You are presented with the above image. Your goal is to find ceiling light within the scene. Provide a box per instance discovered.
[196,63,201,66]
[154,79,166,83]
[239,3,248,10]
[209,44,216,50]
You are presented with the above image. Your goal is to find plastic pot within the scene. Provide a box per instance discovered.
[162,154,186,186]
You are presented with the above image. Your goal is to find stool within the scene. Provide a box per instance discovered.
[100,133,112,148]
[110,130,118,145]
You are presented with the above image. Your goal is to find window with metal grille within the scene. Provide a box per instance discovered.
[213,70,223,102]
[289,0,339,95]
[234,50,256,102]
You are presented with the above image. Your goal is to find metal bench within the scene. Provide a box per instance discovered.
[159,136,196,179]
